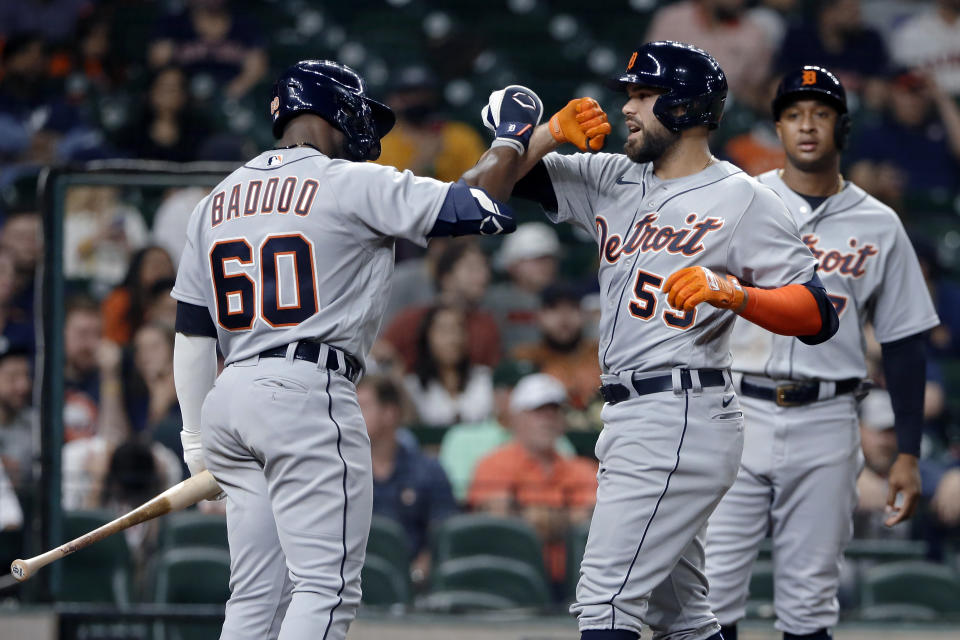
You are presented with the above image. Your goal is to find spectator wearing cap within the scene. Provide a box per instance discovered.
[776,0,889,95]
[439,361,578,502]
[645,0,774,108]
[485,223,562,354]
[891,0,960,97]
[375,65,486,182]
[468,374,597,587]
[511,284,601,411]
[847,69,960,207]
[0,345,34,489]
[382,239,501,371]
[360,374,457,582]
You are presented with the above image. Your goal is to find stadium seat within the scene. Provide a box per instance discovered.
[0,529,23,568]
[745,560,776,619]
[844,538,927,562]
[58,510,132,604]
[861,560,960,614]
[366,515,410,576]
[153,548,231,640]
[360,554,410,607]
[431,513,547,579]
[415,589,517,613]
[566,520,590,597]
[430,555,551,607]
[161,511,229,551]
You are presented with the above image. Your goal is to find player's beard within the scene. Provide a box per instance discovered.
[624,125,681,164]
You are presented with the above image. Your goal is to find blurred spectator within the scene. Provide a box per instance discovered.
[512,284,600,411]
[468,374,597,586]
[0,0,93,43]
[646,0,774,107]
[123,324,180,442]
[383,239,500,371]
[747,0,799,52]
[383,238,449,325]
[911,234,960,358]
[485,223,562,353]
[116,66,211,162]
[0,346,34,488]
[403,304,494,427]
[891,0,960,97]
[142,278,178,331]
[376,65,486,182]
[776,0,889,94]
[0,460,23,530]
[0,252,34,354]
[63,185,148,295]
[721,75,787,176]
[148,0,268,100]
[151,187,208,267]
[847,70,960,206]
[63,295,102,442]
[100,246,175,345]
[0,32,100,163]
[46,8,123,94]
[360,374,457,582]
[0,204,42,322]
[439,360,577,502]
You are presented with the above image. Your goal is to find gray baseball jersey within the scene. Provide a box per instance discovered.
[729,170,940,380]
[542,154,818,375]
[172,146,449,366]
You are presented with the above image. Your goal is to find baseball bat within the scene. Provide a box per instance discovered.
[10,469,222,582]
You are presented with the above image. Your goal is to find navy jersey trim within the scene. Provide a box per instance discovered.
[321,369,349,640]
[608,391,690,627]
[602,169,737,371]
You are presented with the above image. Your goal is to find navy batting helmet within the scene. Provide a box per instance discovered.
[270,60,395,161]
[772,65,850,150]
[608,41,727,132]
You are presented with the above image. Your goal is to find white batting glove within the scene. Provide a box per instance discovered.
[480,85,543,153]
[181,428,225,500]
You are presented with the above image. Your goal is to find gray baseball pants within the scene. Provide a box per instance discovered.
[201,352,371,640]
[572,371,744,640]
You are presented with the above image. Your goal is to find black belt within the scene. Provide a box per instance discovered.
[599,369,728,405]
[739,377,860,407]
[259,341,362,384]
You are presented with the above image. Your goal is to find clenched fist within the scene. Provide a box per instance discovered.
[549,97,611,151]
[481,85,544,153]
[663,266,746,312]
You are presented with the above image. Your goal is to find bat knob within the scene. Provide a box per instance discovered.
[10,560,29,582]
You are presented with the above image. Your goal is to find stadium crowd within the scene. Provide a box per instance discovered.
[0,0,959,608]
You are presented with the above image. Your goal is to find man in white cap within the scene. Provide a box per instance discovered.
[468,373,597,590]
[486,222,564,352]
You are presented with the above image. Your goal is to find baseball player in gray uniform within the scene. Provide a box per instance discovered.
[169,60,553,640]
[704,66,940,640]
[490,41,839,640]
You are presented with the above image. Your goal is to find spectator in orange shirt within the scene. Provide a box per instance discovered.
[382,239,501,371]
[100,246,175,346]
[468,374,597,587]
[512,284,600,411]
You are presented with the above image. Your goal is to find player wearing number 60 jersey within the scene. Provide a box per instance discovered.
[168,60,556,640]
[705,66,940,640]
[490,41,839,640]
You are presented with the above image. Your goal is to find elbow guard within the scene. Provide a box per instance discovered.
[798,274,840,346]
[428,180,516,237]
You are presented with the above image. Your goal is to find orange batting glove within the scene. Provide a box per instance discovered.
[549,97,611,151]
[663,266,746,312]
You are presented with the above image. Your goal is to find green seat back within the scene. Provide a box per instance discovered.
[432,514,546,578]
[431,555,550,607]
[162,511,229,551]
[862,560,960,614]
[58,510,131,604]
[366,515,410,576]
[360,554,409,607]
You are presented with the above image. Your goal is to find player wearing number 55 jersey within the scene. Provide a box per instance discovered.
[705,67,940,640]
[489,41,839,640]
[168,60,545,640]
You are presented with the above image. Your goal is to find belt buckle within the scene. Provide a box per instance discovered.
[775,384,803,407]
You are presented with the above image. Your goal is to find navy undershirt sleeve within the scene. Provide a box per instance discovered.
[797,273,839,346]
[175,301,217,338]
[512,160,558,212]
[881,331,927,457]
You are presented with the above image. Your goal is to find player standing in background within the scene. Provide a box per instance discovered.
[704,66,940,640]
[483,40,839,640]
[169,59,610,640]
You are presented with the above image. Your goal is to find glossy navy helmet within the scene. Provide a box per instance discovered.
[270,60,396,161]
[608,41,728,132]
[772,65,851,150]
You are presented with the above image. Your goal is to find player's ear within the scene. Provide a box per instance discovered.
[774,120,783,143]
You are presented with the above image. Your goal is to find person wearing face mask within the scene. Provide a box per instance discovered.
[375,65,487,182]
